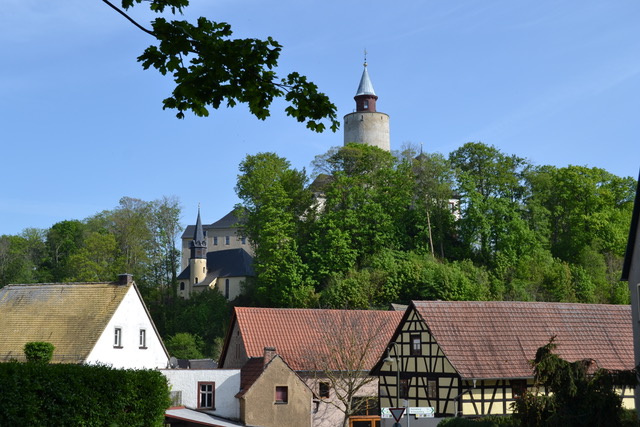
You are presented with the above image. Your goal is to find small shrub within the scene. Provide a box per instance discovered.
[23,341,55,363]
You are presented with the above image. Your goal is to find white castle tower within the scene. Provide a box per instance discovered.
[343,62,390,151]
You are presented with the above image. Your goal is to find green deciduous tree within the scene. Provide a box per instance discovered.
[450,142,534,266]
[147,196,182,299]
[66,231,121,282]
[102,0,338,132]
[527,165,635,303]
[164,332,204,359]
[236,152,317,307]
[42,220,86,282]
[308,144,414,284]
[0,234,41,286]
[151,288,230,357]
[406,149,457,257]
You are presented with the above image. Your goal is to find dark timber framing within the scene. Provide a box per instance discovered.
[371,302,636,419]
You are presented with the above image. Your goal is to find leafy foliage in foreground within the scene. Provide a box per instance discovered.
[0,362,170,426]
[103,0,338,132]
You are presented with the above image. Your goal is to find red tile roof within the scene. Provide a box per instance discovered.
[237,357,265,397]
[412,301,634,379]
[228,307,403,372]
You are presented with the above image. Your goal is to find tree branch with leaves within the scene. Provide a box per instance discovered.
[101,0,338,132]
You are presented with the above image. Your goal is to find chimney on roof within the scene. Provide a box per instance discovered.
[118,274,133,286]
[263,347,276,368]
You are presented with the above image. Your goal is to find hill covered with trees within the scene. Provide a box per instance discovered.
[0,141,635,357]
[236,142,636,309]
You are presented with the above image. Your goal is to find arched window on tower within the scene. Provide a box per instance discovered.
[363,100,369,110]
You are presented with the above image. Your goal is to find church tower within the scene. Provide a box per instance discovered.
[343,61,390,151]
[188,207,207,295]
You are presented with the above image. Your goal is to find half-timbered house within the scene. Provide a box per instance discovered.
[371,301,634,425]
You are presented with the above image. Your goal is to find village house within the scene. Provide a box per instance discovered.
[622,173,640,410]
[162,367,244,427]
[161,347,313,427]
[218,306,403,427]
[371,300,635,426]
[0,274,169,369]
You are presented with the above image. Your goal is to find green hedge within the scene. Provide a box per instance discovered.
[0,362,171,426]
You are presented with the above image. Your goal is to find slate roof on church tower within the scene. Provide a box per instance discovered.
[177,248,254,280]
[191,208,206,247]
[181,209,245,239]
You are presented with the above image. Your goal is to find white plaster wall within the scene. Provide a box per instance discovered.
[161,369,241,420]
[85,285,169,369]
[304,375,379,427]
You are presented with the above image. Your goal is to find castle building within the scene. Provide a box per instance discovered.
[177,209,254,300]
[343,62,390,151]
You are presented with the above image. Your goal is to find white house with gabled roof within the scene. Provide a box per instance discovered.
[0,274,169,369]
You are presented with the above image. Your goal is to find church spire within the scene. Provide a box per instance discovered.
[189,206,206,259]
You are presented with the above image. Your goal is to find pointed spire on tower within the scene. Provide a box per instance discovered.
[353,54,378,112]
[190,206,207,259]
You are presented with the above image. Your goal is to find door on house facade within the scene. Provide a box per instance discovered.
[349,397,381,427]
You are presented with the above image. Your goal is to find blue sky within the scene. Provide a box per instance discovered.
[2,1,640,235]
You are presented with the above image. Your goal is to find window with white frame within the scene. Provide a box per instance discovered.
[198,382,215,409]
[225,236,230,245]
[213,236,218,245]
[114,327,122,348]
[139,329,147,349]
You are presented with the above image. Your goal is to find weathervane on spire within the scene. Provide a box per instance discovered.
[364,48,368,67]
